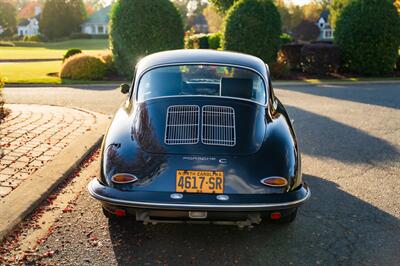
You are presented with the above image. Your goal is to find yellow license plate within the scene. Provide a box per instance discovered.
[176,170,224,194]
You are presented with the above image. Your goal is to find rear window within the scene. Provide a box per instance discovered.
[136,64,266,104]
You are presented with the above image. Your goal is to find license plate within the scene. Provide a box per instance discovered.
[176,170,224,194]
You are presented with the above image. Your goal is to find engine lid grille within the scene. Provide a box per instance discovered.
[164,105,200,145]
[201,105,236,147]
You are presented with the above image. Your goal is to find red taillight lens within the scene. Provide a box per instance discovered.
[114,209,126,216]
[260,177,288,187]
[111,173,138,184]
[270,212,281,220]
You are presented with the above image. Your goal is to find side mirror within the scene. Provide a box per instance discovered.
[120,83,130,94]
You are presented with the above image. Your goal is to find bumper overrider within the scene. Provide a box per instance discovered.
[88,178,310,212]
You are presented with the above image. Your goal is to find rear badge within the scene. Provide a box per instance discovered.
[216,195,229,201]
[170,193,183,199]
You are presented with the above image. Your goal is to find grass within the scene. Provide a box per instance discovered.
[0,39,109,60]
[1,61,62,84]
[0,60,125,84]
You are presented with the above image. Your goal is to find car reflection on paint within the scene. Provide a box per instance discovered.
[88,49,310,228]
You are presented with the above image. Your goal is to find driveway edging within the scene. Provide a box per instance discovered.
[0,112,109,242]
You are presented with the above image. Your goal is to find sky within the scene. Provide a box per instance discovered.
[285,0,312,5]
[103,0,313,7]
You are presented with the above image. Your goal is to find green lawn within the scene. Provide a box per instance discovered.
[0,39,109,60]
[1,61,62,84]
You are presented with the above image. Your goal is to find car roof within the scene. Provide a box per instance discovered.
[136,49,268,76]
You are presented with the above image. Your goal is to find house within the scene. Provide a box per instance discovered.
[188,14,209,33]
[17,6,41,37]
[81,5,111,35]
[316,10,334,40]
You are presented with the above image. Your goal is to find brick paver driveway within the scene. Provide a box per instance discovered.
[0,104,96,198]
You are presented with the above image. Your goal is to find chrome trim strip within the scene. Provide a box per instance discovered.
[88,179,310,210]
[111,173,138,184]
[260,177,288,187]
[133,62,269,107]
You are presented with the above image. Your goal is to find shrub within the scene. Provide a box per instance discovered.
[0,75,7,123]
[0,41,15,47]
[110,0,184,77]
[60,54,107,80]
[63,48,82,62]
[222,0,282,64]
[300,43,340,74]
[185,32,222,50]
[270,61,291,79]
[335,0,400,75]
[23,35,44,42]
[70,32,92,39]
[397,51,400,70]
[280,33,294,45]
[208,32,222,49]
[98,52,117,75]
[280,43,303,70]
[185,33,209,49]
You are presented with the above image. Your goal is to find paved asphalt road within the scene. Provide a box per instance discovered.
[2,82,400,265]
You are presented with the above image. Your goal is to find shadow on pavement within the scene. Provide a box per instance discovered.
[277,83,400,110]
[108,174,400,266]
[286,105,400,164]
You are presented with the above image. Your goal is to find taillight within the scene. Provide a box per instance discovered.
[111,173,138,184]
[260,176,288,187]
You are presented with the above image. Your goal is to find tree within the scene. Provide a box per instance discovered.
[209,0,238,13]
[0,0,17,36]
[329,0,351,29]
[335,0,400,75]
[301,1,323,21]
[275,0,303,33]
[292,20,320,41]
[203,5,223,33]
[394,0,400,13]
[110,0,184,77]
[40,0,86,40]
[223,0,282,64]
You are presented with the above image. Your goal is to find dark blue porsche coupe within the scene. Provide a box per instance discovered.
[88,49,310,228]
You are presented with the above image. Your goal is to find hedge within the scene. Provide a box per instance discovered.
[300,43,340,74]
[222,0,282,64]
[335,0,400,75]
[110,0,184,77]
[185,32,222,49]
[280,43,303,70]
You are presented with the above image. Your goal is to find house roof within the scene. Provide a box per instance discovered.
[82,5,111,25]
[17,2,41,19]
[18,14,39,27]
[320,10,330,22]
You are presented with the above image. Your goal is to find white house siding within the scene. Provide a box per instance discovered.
[82,23,108,35]
[17,18,39,36]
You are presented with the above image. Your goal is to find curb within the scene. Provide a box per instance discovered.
[0,112,110,242]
